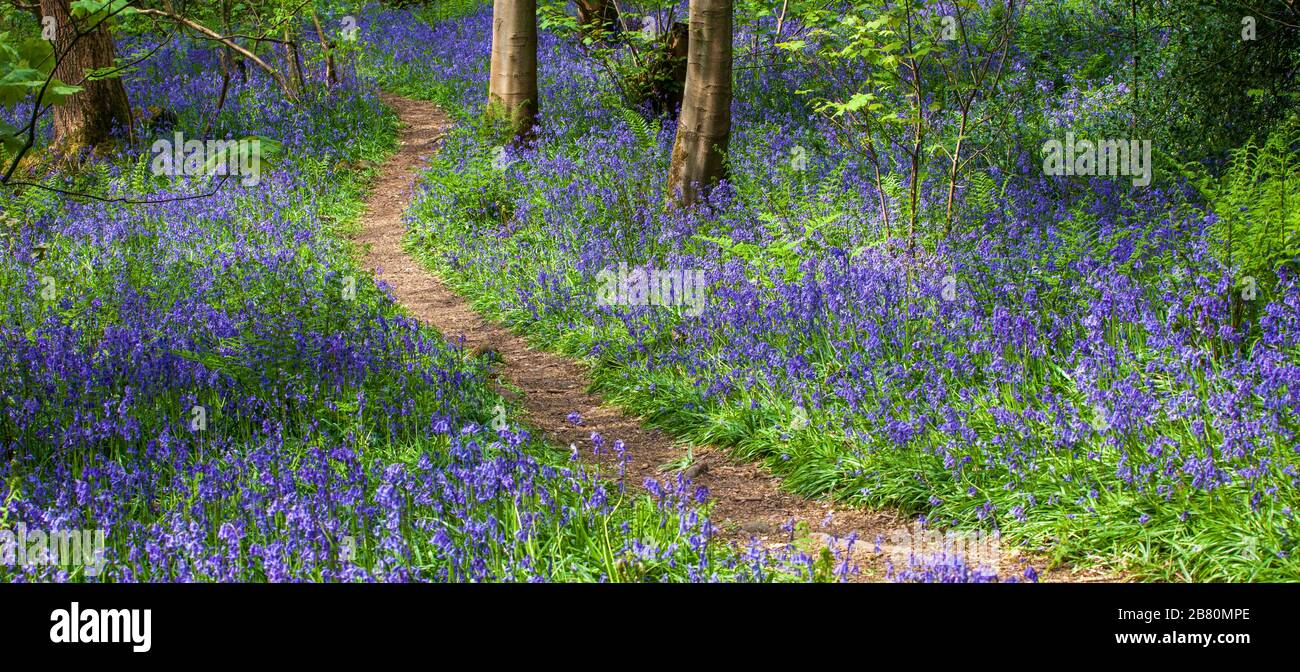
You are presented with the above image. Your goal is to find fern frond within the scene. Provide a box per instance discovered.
[614,103,656,152]
[1198,115,1300,280]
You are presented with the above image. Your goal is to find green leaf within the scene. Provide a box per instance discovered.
[14,39,55,73]
[69,0,137,27]
[844,92,874,112]
[84,65,131,81]
[39,81,84,106]
[0,68,51,106]
[0,120,24,155]
[202,136,283,176]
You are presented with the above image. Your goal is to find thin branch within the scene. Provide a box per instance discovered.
[4,175,234,204]
[132,6,296,99]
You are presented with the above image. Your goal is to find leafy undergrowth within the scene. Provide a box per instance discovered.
[0,27,817,583]
[378,6,1300,581]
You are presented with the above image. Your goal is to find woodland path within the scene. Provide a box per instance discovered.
[352,93,1109,582]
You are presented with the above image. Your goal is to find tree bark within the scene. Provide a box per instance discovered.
[488,0,539,139]
[662,21,689,115]
[666,0,731,207]
[282,28,306,97]
[41,0,133,150]
[574,0,619,35]
[310,9,336,86]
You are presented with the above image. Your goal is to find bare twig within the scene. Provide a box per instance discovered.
[132,6,297,99]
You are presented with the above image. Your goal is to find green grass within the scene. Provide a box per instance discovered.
[392,99,1298,582]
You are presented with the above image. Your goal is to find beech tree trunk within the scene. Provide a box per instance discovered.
[666,0,731,207]
[488,0,539,138]
[41,0,133,150]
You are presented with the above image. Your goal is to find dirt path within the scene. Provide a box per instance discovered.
[352,93,1110,583]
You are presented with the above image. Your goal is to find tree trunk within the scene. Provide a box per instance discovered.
[41,0,133,150]
[663,22,689,115]
[310,9,336,86]
[575,0,619,35]
[488,0,539,139]
[634,21,688,116]
[666,0,731,207]
[282,29,306,97]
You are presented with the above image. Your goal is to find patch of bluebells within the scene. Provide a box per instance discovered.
[0,26,811,583]
[886,553,1035,584]
[383,5,1300,578]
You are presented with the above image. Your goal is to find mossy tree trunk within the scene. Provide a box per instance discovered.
[40,0,133,151]
[666,0,731,207]
[488,0,539,139]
